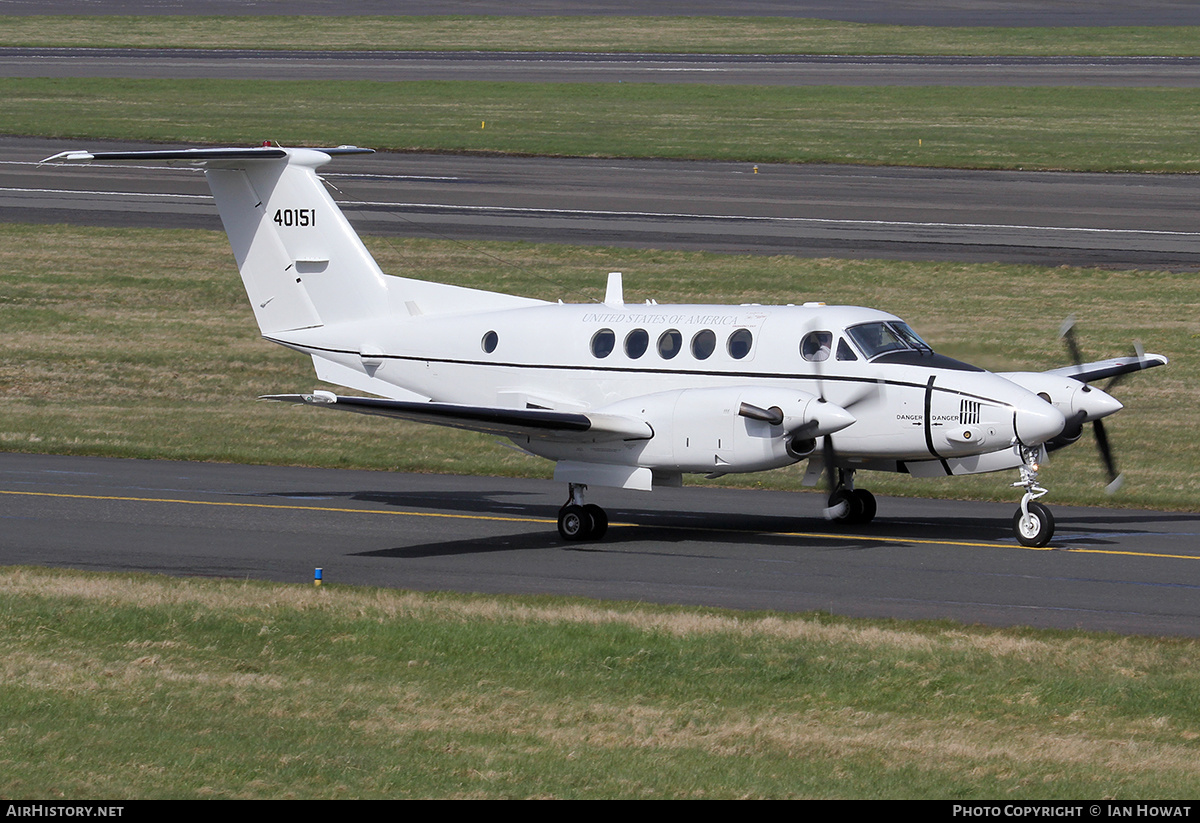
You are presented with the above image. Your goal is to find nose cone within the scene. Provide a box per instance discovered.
[1014,392,1067,446]
[1074,385,1123,421]
[807,400,856,437]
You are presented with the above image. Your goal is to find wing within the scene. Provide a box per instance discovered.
[1042,353,1168,383]
[263,392,653,442]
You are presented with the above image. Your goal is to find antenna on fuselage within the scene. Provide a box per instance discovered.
[604,272,624,307]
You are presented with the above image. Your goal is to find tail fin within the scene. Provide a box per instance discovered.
[45,145,389,335]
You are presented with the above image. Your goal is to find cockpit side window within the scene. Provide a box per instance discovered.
[800,331,832,362]
[846,321,933,360]
[892,322,932,351]
[836,338,858,361]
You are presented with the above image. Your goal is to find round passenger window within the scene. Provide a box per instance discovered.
[625,328,649,359]
[591,328,616,358]
[800,331,833,362]
[481,330,498,353]
[657,329,682,360]
[691,329,716,360]
[727,328,753,360]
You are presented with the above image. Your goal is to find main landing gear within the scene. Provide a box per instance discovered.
[1012,446,1054,547]
[558,483,608,541]
[824,468,877,525]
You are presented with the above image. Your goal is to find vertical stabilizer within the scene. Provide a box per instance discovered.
[44,146,391,335]
[204,148,389,334]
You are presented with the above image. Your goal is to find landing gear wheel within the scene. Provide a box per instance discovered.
[1013,501,1055,547]
[853,489,877,525]
[583,504,608,540]
[558,504,593,541]
[827,488,864,523]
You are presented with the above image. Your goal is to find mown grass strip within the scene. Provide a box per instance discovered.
[2,15,1199,56]
[0,224,1191,510]
[3,567,1200,799]
[7,78,1200,172]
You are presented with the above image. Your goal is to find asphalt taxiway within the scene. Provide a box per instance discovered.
[3,453,1199,636]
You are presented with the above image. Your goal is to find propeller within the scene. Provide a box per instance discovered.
[1058,315,1125,493]
[794,321,884,517]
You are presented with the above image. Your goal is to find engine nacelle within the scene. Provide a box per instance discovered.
[596,386,851,474]
[1000,371,1123,424]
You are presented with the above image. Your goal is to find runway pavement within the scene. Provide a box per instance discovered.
[8,48,1200,87]
[4,453,1200,636]
[8,137,1200,269]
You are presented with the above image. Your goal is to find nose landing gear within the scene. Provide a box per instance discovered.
[1012,446,1054,547]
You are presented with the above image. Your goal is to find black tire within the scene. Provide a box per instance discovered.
[558,504,593,541]
[827,488,864,523]
[853,489,877,525]
[1013,501,1055,547]
[583,504,608,540]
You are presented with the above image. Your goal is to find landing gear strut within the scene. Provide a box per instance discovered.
[1012,446,1054,547]
[825,469,876,525]
[558,483,608,542]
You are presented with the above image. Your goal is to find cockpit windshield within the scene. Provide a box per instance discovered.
[846,321,933,360]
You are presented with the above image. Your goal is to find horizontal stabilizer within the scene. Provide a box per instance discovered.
[263,392,653,442]
[42,146,372,165]
[1043,353,1168,384]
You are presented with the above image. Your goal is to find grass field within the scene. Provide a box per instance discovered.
[2,15,1199,57]
[7,78,1200,172]
[0,223,1191,510]
[3,567,1200,799]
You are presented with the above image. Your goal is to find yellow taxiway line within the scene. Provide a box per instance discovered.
[2,488,1197,562]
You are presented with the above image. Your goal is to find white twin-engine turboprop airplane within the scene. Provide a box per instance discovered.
[46,144,1167,547]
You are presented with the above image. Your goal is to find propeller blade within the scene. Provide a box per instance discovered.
[839,378,884,412]
[1093,418,1123,492]
[1059,316,1126,492]
[821,436,848,519]
[1102,341,1146,394]
[799,319,834,401]
[1059,314,1084,371]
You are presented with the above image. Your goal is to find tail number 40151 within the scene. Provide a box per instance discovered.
[274,208,315,227]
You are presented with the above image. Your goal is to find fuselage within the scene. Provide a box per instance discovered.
[270,300,1066,474]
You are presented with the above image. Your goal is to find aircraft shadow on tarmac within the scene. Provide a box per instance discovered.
[252,488,1200,559]
[356,525,916,560]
